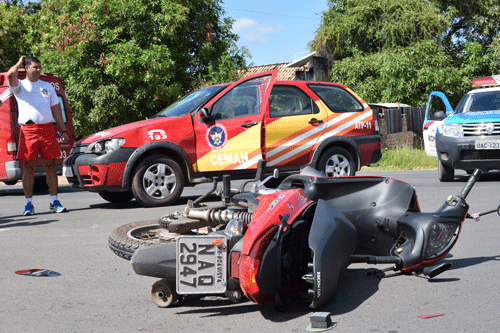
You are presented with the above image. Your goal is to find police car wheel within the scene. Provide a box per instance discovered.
[131,154,184,207]
[318,147,355,177]
[438,159,454,182]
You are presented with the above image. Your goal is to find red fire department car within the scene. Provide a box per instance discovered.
[0,71,74,191]
[63,70,381,206]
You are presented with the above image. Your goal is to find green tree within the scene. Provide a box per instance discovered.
[311,0,500,106]
[0,2,31,70]
[22,0,246,138]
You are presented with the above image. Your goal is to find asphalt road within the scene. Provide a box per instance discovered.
[1,169,500,333]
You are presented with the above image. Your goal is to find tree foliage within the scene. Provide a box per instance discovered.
[1,0,247,137]
[0,3,30,68]
[311,0,500,106]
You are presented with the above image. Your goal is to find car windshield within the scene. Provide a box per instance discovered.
[152,85,225,118]
[455,90,500,113]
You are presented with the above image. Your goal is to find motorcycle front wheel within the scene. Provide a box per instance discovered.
[108,220,178,260]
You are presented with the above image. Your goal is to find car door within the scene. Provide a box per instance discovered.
[194,71,278,172]
[264,84,328,167]
[423,91,453,157]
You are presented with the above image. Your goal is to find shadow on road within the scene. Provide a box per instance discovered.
[0,214,59,228]
[170,267,384,322]
[87,194,221,210]
[0,184,84,197]
[455,171,500,182]
[446,254,500,271]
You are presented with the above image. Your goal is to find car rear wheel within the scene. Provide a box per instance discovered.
[318,147,355,177]
[131,154,184,207]
[33,176,49,193]
[99,190,134,203]
[438,159,454,182]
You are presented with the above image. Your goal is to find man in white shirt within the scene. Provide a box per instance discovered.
[7,56,69,215]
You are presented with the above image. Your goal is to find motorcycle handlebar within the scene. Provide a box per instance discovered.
[458,168,482,199]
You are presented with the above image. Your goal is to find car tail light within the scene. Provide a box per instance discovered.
[239,225,278,304]
[7,139,17,155]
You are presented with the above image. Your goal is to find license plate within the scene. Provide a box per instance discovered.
[62,165,73,177]
[176,236,227,294]
[475,140,500,149]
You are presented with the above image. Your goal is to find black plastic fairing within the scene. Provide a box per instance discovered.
[308,199,357,309]
[279,175,417,256]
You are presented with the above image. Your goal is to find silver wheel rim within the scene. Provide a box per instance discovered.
[324,154,350,177]
[126,224,177,244]
[142,163,177,200]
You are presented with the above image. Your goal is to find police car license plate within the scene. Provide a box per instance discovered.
[176,236,227,294]
[475,140,500,149]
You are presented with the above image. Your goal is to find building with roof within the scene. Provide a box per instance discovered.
[243,52,329,81]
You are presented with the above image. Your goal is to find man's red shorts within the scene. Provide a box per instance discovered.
[17,123,61,161]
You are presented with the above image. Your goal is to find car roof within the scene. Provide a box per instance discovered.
[467,86,500,94]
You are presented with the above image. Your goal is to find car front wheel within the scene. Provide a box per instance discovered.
[438,159,454,182]
[131,154,184,207]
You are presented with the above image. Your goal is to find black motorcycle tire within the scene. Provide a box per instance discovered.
[99,190,134,203]
[108,220,175,260]
[131,154,184,207]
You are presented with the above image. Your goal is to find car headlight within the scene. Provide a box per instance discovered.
[441,123,463,138]
[86,138,125,154]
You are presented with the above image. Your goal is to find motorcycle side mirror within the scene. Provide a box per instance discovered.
[273,168,279,179]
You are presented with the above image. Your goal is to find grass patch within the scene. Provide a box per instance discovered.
[360,148,438,172]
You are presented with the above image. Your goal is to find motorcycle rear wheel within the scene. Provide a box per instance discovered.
[108,220,178,260]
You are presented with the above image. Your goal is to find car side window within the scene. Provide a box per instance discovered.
[308,84,364,112]
[57,95,68,123]
[211,82,263,120]
[428,95,448,119]
[269,86,316,118]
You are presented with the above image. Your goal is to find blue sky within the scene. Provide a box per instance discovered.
[222,0,329,66]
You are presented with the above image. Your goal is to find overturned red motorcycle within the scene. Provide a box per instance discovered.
[109,163,497,309]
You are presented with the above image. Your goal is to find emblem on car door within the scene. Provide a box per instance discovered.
[206,124,228,150]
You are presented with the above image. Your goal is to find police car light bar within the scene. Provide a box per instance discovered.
[472,75,500,87]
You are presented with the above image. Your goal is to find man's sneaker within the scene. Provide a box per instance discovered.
[50,200,67,213]
[23,202,35,216]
